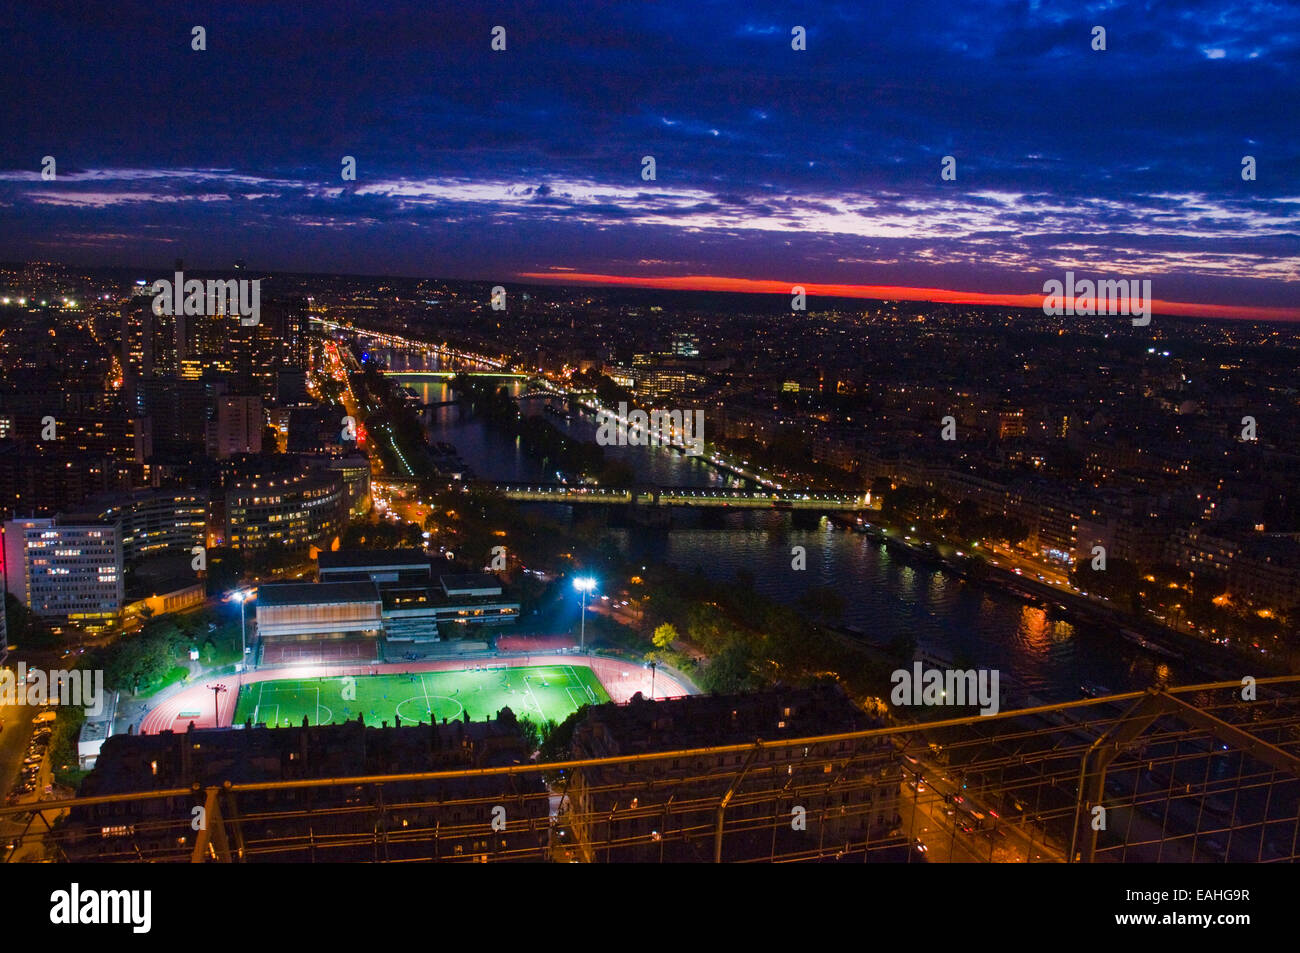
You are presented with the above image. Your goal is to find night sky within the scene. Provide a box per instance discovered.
[1,1,1296,319]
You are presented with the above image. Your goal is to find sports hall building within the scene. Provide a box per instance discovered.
[254,550,520,665]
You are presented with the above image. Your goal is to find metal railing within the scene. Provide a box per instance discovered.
[2,678,1297,863]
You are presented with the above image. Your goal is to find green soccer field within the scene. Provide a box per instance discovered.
[233,664,610,729]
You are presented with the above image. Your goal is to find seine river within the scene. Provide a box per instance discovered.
[376,346,1185,702]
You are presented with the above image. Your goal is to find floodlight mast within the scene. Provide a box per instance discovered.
[573,577,596,653]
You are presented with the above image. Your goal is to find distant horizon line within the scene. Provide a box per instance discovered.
[517,272,1299,324]
[7,259,1296,324]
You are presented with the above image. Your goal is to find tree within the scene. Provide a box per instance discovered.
[686,603,731,654]
[700,640,760,693]
[517,716,542,752]
[652,622,679,650]
[593,375,633,408]
[951,500,984,541]
[881,484,938,523]
[985,514,1029,548]
[1071,557,1141,609]
[4,594,35,645]
[539,708,587,762]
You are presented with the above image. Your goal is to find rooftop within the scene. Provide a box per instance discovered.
[256,581,380,607]
[441,573,503,594]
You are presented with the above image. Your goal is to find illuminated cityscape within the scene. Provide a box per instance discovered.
[0,0,1295,934]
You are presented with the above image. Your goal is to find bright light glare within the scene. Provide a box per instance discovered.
[573,576,596,593]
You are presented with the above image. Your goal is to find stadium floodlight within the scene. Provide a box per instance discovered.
[231,590,252,669]
[573,577,597,653]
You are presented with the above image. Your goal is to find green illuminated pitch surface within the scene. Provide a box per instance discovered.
[233,665,609,729]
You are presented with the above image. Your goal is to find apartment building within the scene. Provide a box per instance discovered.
[2,516,124,622]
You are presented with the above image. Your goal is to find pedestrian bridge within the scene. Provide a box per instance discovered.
[484,483,871,510]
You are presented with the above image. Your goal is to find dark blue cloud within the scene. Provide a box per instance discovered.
[0,0,1296,311]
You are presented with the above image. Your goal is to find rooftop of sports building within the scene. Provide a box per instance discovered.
[255,581,382,607]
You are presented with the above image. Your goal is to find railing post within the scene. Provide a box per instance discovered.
[190,785,233,863]
[715,742,763,863]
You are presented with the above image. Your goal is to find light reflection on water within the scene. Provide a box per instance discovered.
[375,347,1187,701]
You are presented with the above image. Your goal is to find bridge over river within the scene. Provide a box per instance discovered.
[381,478,869,510]
[481,482,870,510]
[383,370,529,381]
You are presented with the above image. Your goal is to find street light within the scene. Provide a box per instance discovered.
[573,576,596,653]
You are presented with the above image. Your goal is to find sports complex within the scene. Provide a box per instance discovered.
[138,653,690,734]
[137,555,693,735]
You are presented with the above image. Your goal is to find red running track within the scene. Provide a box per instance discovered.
[138,654,690,734]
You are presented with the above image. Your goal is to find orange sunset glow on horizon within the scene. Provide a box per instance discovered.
[516,272,1297,323]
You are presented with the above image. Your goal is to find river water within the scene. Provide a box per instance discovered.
[377,346,1185,702]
